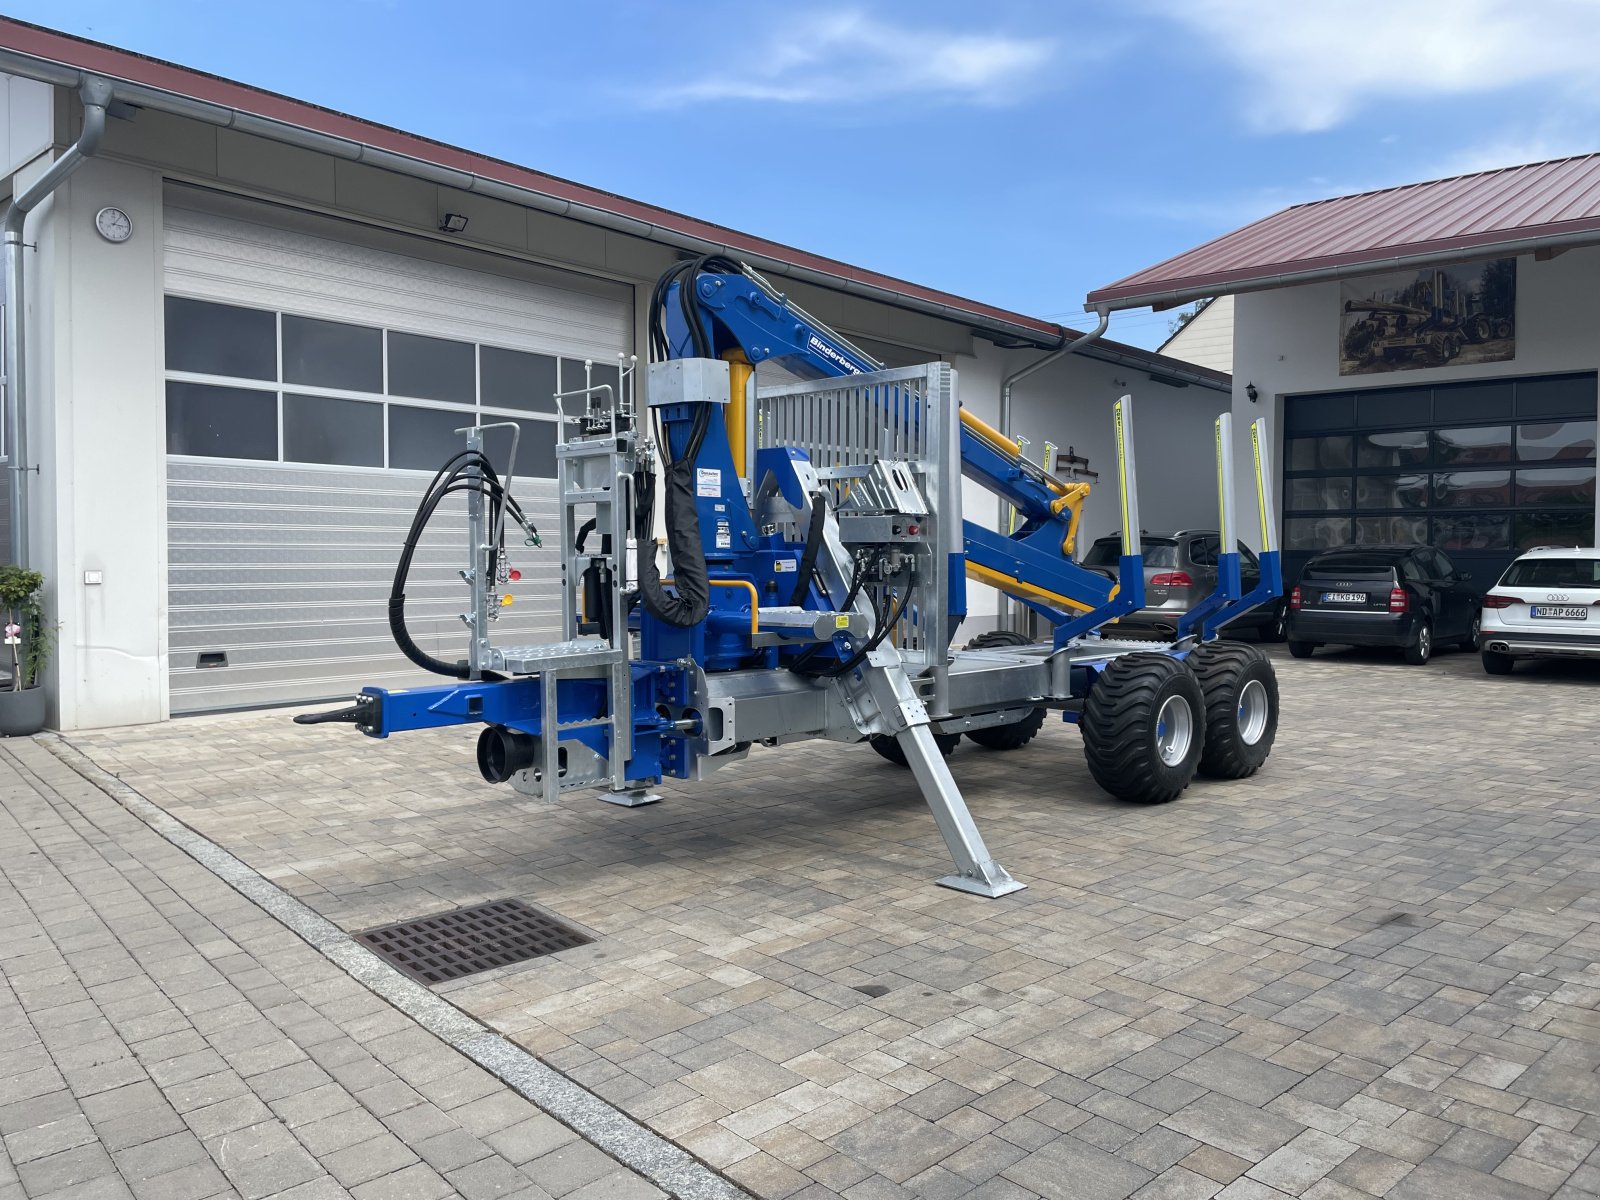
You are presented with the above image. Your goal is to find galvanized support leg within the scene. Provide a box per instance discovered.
[865,660,1024,898]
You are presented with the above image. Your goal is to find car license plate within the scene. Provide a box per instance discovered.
[1531,605,1588,620]
[1321,592,1365,604]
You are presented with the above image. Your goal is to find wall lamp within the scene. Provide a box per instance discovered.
[1245,382,1259,403]
[439,212,469,234]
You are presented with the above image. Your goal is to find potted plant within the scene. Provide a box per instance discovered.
[0,565,52,735]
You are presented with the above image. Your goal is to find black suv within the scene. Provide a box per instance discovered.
[1288,545,1482,665]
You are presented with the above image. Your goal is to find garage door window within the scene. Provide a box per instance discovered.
[284,393,383,467]
[164,297,276,381]
[283,316,382,393]
[166,382,278,459]
[388,332,475,404]
[163,296,605,476]
[1285,374,1597,573]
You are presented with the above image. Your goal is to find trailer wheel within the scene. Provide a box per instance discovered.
[966,708,1048,751]
[1190,643,1278,780]
[1080,654,1205,804]
[870,730,960,767]
[961,630,1048,750]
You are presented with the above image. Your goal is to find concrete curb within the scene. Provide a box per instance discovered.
[42,732,753,1200]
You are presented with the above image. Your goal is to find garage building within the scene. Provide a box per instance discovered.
[1090,156,1600,590]
[2,21,1226,729]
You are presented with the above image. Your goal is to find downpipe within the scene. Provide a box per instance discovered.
[4,75,112,568]
[993,309,1110,627]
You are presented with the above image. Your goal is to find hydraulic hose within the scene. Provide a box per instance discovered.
[389,450,531,678]
[789,491,829,607]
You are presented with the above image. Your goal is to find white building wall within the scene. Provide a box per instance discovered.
[0,71,52,181]
[1161,295,1234,374]
[1229,248,1600,548]
[952,341,1228,632]
[34,158,170,729]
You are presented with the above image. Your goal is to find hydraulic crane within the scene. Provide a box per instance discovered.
[300,257,1284,897]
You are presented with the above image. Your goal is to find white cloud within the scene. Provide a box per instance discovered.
[1144,0,1600,133]
[635,10,1057,108]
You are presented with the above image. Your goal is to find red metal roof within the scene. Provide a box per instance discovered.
[1,18,1071,339]
[1089,154,1600,310]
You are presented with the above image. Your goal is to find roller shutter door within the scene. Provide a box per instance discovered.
[1282,372,1597,586]
[162,192,631,712]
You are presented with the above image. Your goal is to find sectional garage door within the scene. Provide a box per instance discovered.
[162,190,632,712]
[1282,372,1597,586]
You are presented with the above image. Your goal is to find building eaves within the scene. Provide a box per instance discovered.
[1087,153,1600,312]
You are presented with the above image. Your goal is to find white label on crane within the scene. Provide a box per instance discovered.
[697,468,721,497]
[775,559,797,572]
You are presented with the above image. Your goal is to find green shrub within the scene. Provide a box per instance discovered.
[0,565,52,691]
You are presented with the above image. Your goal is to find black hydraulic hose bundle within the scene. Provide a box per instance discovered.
[634,253,745,629]
[389,449,531,679]
[632,403,712,628]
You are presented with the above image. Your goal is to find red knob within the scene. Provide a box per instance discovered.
[509,569,522,582]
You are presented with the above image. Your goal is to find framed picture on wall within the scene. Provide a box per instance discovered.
[1339,259,1515,376]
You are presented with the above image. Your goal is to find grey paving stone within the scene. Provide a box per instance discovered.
[225,1145,327,1200]
[1175,1048,1304,1108]
[16,1142,121,1196]
[830,1107,968,1184]
[1164,1095,1305,1162]
[1437,1125,1518,1173]
[321,1132,421,1187]
[0,1112,98,1163]
[129,1157,232,1200]
[350,1162,457,1200]
[93,1103,188,1152]
[522,1142,635,1196]
[483,1114,577,1166]
[413,1127,496,1174]
[1002,1133,1156,1200]
[564,1168,665,1199]
[447,1153,543,1198]
[1386,1158,1544,1200]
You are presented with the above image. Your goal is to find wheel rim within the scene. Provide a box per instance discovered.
[1237,679,1269,745]
[1154,695,1194,766]
[1417,626,1431,658]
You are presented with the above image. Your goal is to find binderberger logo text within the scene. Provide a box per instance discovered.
[807,334,863,375]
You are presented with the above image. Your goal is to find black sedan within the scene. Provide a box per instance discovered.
[1287,545,1482,665]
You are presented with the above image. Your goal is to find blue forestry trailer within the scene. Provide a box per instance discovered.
[300,257,1283,897]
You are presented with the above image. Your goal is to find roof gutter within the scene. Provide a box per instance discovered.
[1089,223,1600,314]
[4,74,111,569]
[0,47,1075,355]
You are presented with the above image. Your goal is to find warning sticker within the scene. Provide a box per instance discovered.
[696,467,722,497]
[774,560,797,573]
[834,615,851,629]
[715,519,732,550]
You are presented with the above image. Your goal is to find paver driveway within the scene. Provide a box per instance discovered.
[73,646,1600,1199]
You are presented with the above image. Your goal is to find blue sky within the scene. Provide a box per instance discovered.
[17,0,1600,348]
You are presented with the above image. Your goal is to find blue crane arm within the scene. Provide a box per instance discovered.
[664,266,1121,623]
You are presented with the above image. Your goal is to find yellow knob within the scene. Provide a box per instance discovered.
[501,594,514,607]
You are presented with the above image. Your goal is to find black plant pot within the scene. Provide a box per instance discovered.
[0,685,46,736]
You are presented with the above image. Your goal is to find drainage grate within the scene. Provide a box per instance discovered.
[354,899,591,985]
